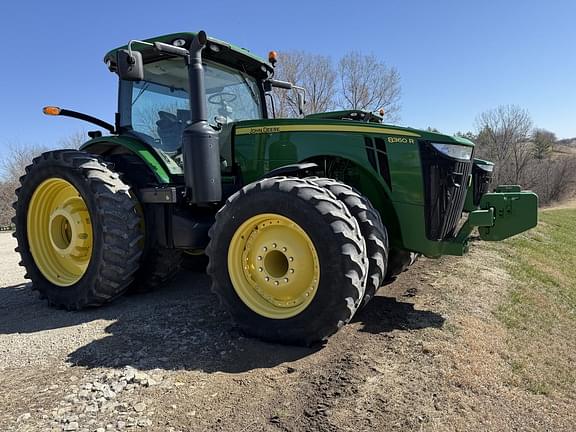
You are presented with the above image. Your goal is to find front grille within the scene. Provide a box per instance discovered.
[420,142,473,240]
[472,165,493,206]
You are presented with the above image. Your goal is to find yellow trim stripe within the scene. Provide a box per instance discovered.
[235,124,420,137]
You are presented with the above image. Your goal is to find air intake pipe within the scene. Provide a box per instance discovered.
[182,31,222,204]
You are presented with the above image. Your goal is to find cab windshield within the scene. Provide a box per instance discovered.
[130,57,263,154]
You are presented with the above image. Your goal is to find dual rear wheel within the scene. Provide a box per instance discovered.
[207,176,389,345]
[14,150,181,308]
[14,150,143,308]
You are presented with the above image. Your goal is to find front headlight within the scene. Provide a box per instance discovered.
[475,163,494,172]
[431,142,473,160]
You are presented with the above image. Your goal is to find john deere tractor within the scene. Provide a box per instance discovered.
[13,31,538,345]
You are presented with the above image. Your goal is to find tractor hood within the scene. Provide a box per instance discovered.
[238,118,473,149]
[304,111,474,147]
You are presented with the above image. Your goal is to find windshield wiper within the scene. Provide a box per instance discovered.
[240,65,259,105]
[132,83,150,106]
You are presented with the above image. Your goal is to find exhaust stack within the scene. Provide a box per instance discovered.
[182,31,222,204]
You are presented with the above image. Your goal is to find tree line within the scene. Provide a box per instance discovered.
[273,51,401,120]
[456,104,576,205]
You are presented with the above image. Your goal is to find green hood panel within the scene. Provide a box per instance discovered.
[234,119,474,147]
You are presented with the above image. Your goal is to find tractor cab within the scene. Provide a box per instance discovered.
[102,32,302,204]
[104,33,273,183]
[112,45,266,167]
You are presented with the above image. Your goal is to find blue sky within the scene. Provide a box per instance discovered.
[1,0,574,148]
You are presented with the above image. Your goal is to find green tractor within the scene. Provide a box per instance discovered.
[13,31,538,345]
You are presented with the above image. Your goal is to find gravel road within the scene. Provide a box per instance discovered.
[1,232,573,432]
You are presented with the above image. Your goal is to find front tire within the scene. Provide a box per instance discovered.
[207,177,367,345]
[13,150,142,309]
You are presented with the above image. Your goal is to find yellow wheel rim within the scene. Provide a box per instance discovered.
[228,213,320,319]
[27,178,93,286]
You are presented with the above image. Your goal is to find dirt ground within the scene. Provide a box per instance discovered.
[0,232,573,432]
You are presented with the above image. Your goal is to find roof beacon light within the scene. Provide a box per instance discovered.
[268,50,278,67]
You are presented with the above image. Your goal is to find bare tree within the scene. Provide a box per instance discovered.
[273,51,337,117]
[0,131,86,226]
[0,143,50,182]
[524,157,576,204]
[338,52,401,121]
[0,143,50,226]
[59,130,87,149]
[474,105,533,184]
[532,128,556,160]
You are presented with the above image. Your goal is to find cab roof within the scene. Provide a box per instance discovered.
[104,32,273,79]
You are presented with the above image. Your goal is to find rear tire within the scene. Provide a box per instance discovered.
[13,150,142,309]
[207,176,367,345]
[129,246,183,293]
[307,177,389,308]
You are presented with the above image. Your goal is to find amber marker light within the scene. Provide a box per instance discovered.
[268,50,278,66]
[43,106,61,116]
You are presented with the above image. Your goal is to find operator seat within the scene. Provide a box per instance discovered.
[156,111,184,152]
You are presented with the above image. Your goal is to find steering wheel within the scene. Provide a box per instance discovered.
[208,92,237,105]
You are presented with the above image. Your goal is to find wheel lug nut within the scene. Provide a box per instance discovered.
[284,278,289,283]
[274,281,279,286]
[289,268,295,273]
[289,257,294,262]
[272,243,277,248]
[282,247,287,252]
[265,276,270,282]
[263,246,267,252]
[257,256,262,261]
[258,267,263,272]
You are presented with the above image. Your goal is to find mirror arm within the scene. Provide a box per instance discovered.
[127,40,153,56]
[267,79,293,90]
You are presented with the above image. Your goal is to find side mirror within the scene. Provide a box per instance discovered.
[116,49,144,81]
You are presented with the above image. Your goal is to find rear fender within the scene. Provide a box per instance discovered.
[80,136,173,184]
